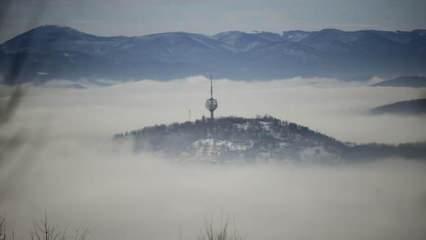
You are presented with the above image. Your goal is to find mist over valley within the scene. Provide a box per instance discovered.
[1,78,426,239]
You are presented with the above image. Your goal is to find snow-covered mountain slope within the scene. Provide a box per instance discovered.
[1,26,426,83]
[114,116,426,163]
[212,31,282,51]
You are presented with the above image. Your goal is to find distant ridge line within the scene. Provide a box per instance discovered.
[1,25,426,83]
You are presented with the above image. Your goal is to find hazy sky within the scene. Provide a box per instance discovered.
[1,0,426,42]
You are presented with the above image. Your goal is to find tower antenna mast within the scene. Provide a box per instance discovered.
[210,74,213,98]
[205,74,218,120]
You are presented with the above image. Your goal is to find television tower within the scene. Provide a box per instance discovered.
[205,75,218,120]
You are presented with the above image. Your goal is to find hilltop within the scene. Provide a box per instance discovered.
[115,116,426,163]
[373,76,426,88]
[371,98,426,115]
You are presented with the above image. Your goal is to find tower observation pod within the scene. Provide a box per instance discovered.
[205,75,218,120]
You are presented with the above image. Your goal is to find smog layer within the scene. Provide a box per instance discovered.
[1,77,426,240]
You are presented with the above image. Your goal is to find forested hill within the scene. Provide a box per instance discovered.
[114,116,426,163]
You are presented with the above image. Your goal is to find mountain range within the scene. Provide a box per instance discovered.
[1,25,426,84]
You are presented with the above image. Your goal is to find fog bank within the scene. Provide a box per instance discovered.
[1,77,426,240]
[14,76,426,143]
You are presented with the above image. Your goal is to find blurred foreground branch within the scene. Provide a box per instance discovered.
[31,215,88,240]
[198,220,243,240]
